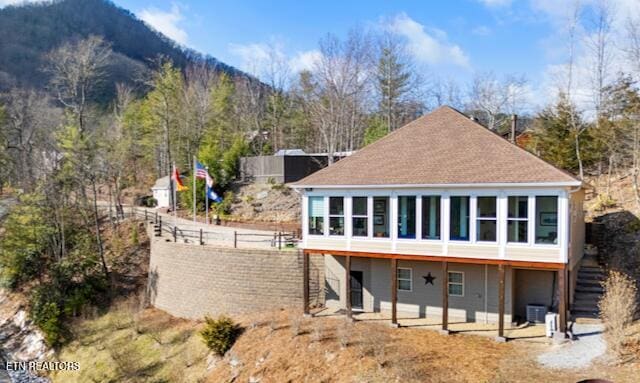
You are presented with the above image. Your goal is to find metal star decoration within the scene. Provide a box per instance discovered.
[423,272,436,285]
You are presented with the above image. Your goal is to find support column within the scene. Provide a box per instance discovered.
[345,255,352,320]
[303,251,310,316]
[391,258,398,326]
[441,261,449,333]
[497,264,506,342]
[557,267,568,335]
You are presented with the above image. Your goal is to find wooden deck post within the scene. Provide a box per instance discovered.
[345,255,352,320]
[558,267,567,335]
[497,264,506,341]
[441,261,448,333]
[391,258,398,326]
[303,251,310,316]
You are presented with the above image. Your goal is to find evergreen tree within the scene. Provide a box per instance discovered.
[530,94,595,172]
[376,38,412,132]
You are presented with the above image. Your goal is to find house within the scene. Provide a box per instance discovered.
[291,106,585,340]
[151,176,171,208]
[240,150,353,184]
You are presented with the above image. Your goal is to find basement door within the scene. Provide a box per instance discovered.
[350,270,364,310]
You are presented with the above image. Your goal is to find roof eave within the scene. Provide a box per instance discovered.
[289,181,583,189]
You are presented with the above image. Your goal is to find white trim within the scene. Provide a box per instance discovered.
[290,182,582,189]
[397,267,413,292]
[448,271,464,297]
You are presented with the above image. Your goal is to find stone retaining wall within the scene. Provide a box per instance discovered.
[147,230,323,319]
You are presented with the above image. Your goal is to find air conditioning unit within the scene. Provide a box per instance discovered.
[526,304,547,323]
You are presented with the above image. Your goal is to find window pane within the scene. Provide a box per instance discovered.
[422,196,441,240]
[508,196,528,218]
[398,280,411,291]
[448,272,462,283]
[353,197,367,216]
[308,197,324,235]
[329,217,344,235]
[373,197,389,238]
[508,220,528,243]
[397,268,411,279]
[477,220,497,241]
[477,197,496,217]
[352,217,368,237]
[448,284,463,296]
[450,196,470,241]
[329,197,344,215]
[397,196,416,239]
[536,196,558,244]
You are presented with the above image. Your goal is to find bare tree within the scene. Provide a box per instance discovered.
[0,88,60,191]
[467,71,528,131]
[46,35,112,134]
[586,0,615,121]
[302,30,374,163]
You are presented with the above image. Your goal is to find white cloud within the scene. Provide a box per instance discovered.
[139,3,188,46]
[472,25,492,36]
[229,39,321,77]
[478,0,512,7]
[387,13,470,68]
[0,0,42,7]
[289,50,322,73]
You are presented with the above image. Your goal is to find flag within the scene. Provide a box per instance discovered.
[207,185,223,203]
[172,166,188,191]
[206,173,214,188]
[195,161,208,179]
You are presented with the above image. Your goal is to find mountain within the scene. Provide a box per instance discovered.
[0,0,243,100]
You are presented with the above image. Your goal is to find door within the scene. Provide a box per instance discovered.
[350,270,364,310]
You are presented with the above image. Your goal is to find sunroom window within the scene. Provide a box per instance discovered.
[352,197,368,237]
[508,196,528,243]
[329,197,344,236]
[308,196,324,235]
[397,196,416,239]
[373,197,390,238]
[450,196,470,241]
[535,196,558,244]
[476,197,497,242]
[422,196,441,240]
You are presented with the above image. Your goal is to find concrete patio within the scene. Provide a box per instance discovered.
[314,307,550,343]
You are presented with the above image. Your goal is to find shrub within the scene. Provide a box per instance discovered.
[599,271,638,359]
[215,191,234,216]
[200,315,241,356]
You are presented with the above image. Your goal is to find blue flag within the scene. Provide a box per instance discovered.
[207,185,223,203]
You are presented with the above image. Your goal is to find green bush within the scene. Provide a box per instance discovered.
[199,315,241,356]
[215,191,235,216]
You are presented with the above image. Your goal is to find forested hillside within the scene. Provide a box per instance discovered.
[0,0,241,102]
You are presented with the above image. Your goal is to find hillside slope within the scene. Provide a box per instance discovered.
[0,0,241,100]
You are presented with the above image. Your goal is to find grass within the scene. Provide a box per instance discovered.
[49,303,209,383]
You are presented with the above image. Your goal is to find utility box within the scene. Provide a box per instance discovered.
[545,313,558,337]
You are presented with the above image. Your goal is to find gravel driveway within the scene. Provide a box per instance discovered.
[537,323,606,369]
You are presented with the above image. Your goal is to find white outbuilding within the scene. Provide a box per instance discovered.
[151,176,171,208]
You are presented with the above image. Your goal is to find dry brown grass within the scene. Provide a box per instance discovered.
[599,271,638,360]
[206,310,512,383]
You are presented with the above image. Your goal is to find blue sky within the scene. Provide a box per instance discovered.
[116,0,555,79]
[2,0,638,109]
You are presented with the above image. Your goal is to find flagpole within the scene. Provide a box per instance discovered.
[205,166,209,225]
[193,156,196,223]
[172,162,177,226]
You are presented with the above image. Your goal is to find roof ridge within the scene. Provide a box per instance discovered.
[444,106,581,183]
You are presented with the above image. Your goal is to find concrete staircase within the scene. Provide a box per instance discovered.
[571,256,605,320]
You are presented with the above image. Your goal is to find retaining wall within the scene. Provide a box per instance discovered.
[147,230,324,319]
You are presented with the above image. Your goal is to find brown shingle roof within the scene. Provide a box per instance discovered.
[292,106,580,187]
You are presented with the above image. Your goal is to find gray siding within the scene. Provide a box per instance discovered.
[325,255,516,323]
[513,269,555,320]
